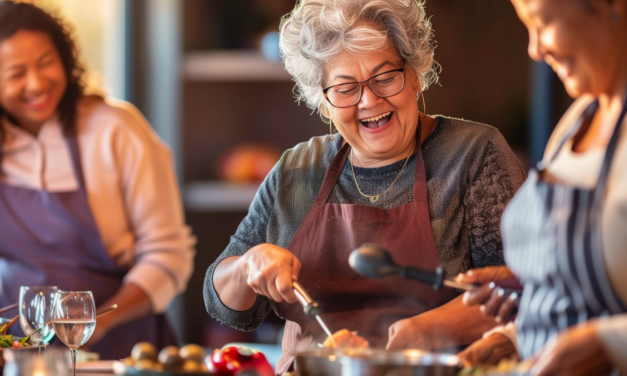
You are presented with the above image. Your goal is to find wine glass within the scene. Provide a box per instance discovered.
[51,291,96,376]
[19,286,58,349]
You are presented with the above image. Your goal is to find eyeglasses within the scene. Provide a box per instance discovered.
[322,68,406,108]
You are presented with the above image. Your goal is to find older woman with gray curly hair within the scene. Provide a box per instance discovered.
[204,0,525,372]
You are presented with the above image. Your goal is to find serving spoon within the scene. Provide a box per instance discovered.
[0,303,18,315]
[349,243,523,294]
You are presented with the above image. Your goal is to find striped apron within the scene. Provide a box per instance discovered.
[502,98,627,359]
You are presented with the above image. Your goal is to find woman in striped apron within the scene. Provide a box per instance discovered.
[457,0,627,375]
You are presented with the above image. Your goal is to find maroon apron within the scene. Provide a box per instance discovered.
[0,127,176,359]
[275,136,459,373]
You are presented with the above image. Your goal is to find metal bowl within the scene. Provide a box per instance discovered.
[112,361,213,376]
[295,348,461,376]
[295,348,346,376]
[339,349,461,376]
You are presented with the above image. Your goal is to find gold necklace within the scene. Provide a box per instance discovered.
[349,141,415,203]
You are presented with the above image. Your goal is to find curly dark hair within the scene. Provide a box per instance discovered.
[0,1,85,135]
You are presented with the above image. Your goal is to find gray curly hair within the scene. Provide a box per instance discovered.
[279,0,438,117]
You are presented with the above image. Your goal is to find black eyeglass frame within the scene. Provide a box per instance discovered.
[322,68,406,108]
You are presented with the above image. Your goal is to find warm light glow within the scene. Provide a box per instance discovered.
[31,0,126,98]
[406,350,425,357]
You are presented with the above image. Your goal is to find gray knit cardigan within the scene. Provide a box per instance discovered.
[204,116,526,332]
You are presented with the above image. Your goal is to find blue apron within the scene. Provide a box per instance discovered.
[0,126,175,359]
[502,98,627,359]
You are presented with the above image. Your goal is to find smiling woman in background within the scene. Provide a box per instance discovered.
[203,0,526,373]
[0,1,195,359]
[458,0,627,375]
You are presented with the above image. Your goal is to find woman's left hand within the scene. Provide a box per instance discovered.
[458,333,518,367]
[387,295,500,351]
[82,283,153,350]
[530,322,614,376]
[386,315,433,350]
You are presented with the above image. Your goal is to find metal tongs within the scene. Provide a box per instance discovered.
[293,282,335,341]
[349,243,523,295]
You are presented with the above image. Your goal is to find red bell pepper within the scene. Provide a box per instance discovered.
[206,346,274,376]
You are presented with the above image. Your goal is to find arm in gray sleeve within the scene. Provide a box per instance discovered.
[463,134,526,268]
[203,158,282,331]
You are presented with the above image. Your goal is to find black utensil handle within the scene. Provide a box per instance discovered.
[400,265,444,290]
[294,282,324,318]
[303,302,323,318]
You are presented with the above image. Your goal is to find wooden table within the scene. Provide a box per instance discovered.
[76,361,115,376]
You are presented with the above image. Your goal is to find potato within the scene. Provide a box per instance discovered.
[182,360,203,372]
[134,359,156,371]
[158,346,183,368]
[179,344,205,363]
[131,342,157,361]
[121,357,134,367]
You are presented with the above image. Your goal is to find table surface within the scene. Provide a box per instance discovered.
[76,360,115,375]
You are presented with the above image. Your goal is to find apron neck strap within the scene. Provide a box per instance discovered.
[0,122,86,190]
[63,126,88,190]
[595,94,627,194]
[314,140,351,204]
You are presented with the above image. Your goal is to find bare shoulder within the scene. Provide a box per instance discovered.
[543,95,596,159]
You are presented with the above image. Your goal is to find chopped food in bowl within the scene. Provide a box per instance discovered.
[322,329,369,349]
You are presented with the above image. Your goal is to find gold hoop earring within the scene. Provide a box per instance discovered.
[329,118,335,140]
[419,92,426,119]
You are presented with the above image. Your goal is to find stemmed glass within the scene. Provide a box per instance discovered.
[19,286,58,350]
[51,291,96,376]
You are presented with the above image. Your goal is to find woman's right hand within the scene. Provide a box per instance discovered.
[456,266,520,324]
[240,243,302,304]
[458,333,519,367]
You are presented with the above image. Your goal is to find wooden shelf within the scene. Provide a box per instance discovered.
[183,50,292,82]
[184,180,261,212]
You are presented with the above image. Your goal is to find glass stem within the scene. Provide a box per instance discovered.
[71,349,78,376]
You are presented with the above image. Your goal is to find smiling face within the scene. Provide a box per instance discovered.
[0,29,67,133]
[511,0,627,98]
[324,43,422,167]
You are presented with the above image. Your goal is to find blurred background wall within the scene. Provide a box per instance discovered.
[27,0,574,349]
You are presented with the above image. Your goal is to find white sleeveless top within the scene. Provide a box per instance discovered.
[487,95,627,372]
